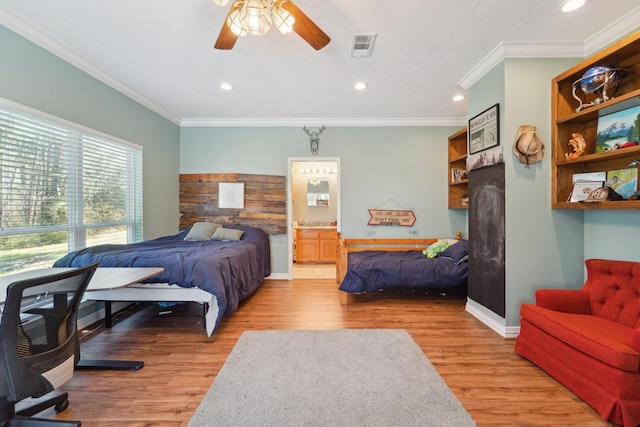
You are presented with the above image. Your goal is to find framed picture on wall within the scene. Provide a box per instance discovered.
[219,182,245,209]
[468,103,500,155]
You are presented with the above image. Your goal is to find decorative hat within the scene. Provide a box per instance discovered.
[513,125,545,167]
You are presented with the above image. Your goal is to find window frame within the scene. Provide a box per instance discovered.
[0,97,143,276]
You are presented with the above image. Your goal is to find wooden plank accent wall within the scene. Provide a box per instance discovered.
[179,173,287,235]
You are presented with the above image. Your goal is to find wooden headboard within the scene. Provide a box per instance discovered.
[179,173,286,235]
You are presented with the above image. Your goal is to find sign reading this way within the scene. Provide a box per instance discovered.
[367,209,416,226]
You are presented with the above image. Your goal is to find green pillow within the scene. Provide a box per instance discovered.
[211,227,245,241]
[423,239,450,258]
[183,222,221,241]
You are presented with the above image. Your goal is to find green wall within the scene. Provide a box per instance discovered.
[503,58,587,327]
[0,25,180,239]
[468,56,640,328]
[180,126,468,274]
[585,211,640,260]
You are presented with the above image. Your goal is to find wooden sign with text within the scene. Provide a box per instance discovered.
[367,209,416,226]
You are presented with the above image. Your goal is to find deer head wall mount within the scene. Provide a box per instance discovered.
[302,125,325,155]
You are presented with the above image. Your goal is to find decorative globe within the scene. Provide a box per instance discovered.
[579,65,622,94]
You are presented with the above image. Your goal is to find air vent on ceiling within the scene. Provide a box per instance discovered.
[351,33,377,58]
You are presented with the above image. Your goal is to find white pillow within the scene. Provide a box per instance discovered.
[211,227,245,241]
[183,222,221,241]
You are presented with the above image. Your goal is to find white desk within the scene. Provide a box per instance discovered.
[1,267,164,370]
[0,267,164,302]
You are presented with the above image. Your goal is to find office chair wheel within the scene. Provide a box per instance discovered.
[55,398,70,412]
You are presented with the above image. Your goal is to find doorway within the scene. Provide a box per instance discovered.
[287,157,340,280]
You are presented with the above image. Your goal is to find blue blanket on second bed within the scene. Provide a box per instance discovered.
[53,225,270,329]
[339,246,468,294]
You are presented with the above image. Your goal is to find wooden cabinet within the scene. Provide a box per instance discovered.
[448,127,469,209]
[296,228,337,264]
[551,30,640,209]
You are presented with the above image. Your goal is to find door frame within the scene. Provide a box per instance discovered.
[287,157,341,280]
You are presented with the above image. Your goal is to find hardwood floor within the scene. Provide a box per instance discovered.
[40,279,611,427]
[292,263,335,279]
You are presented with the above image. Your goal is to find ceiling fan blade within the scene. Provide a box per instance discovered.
[280,1,330,50]
[214,3,241,50]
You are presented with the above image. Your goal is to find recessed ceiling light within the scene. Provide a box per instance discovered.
[354,82,367,91]
[452,94,465,102]
[562,0,585,12]
[220,82,234,91]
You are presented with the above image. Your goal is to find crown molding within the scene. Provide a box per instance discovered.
[2,8,463,129]
[180,117,467,127]
[583,7,640,56]
[0,5,182,125]
[457,41,584,89]
[3,2,638,127]
[458,6,640,90]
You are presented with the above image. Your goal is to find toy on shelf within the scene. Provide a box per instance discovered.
[566,133,586,160]
[571,65,627,112]
[606,141,639,152]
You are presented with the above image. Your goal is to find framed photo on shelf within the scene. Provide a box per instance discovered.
[451,168,468,183]
[607,168,638,199]
[468,103,499,155]
[572,171,606,183]
[595,104,640,153]
[568,181,605,202]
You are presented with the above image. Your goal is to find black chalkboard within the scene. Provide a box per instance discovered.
[468,163,505,317]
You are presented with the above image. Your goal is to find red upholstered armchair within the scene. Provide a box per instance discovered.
[515,259,640,427]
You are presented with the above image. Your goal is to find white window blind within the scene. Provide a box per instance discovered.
[0,101,143,277]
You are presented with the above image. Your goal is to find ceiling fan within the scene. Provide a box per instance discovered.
[212,0,331,50]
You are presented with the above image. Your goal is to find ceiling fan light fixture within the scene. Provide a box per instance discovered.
[272,4,295,34]
[241,0,272,36]
[213,0,330,50]
[228,4,249,36]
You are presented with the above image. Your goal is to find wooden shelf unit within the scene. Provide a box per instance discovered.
[448,127,469,209]
[551,30,640,209]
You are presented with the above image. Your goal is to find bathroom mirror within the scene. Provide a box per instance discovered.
[307,179,330,206]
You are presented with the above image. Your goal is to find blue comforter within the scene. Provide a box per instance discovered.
[339,250,467,293]
[53,225,270,329]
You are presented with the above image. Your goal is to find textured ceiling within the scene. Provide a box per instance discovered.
[0,0,639,126]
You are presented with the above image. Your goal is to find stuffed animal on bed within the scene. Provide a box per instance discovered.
[423,239,450,258]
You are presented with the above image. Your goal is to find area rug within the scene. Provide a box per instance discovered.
[189,329,475,426]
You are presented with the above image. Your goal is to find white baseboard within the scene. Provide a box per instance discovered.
[465,299,520,339]
[266,273,289,280]
[504,325,521,339]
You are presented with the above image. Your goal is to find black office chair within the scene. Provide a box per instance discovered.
[0,263,99,427]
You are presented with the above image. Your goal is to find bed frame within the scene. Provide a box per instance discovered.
[336,231,463,305]
[84,283,217,335]
[56,224,271,337]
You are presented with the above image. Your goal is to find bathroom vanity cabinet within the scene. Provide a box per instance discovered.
[295,227,337,264]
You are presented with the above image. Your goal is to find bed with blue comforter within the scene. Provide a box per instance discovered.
[53,224,270,334]
[337,235,468,303]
